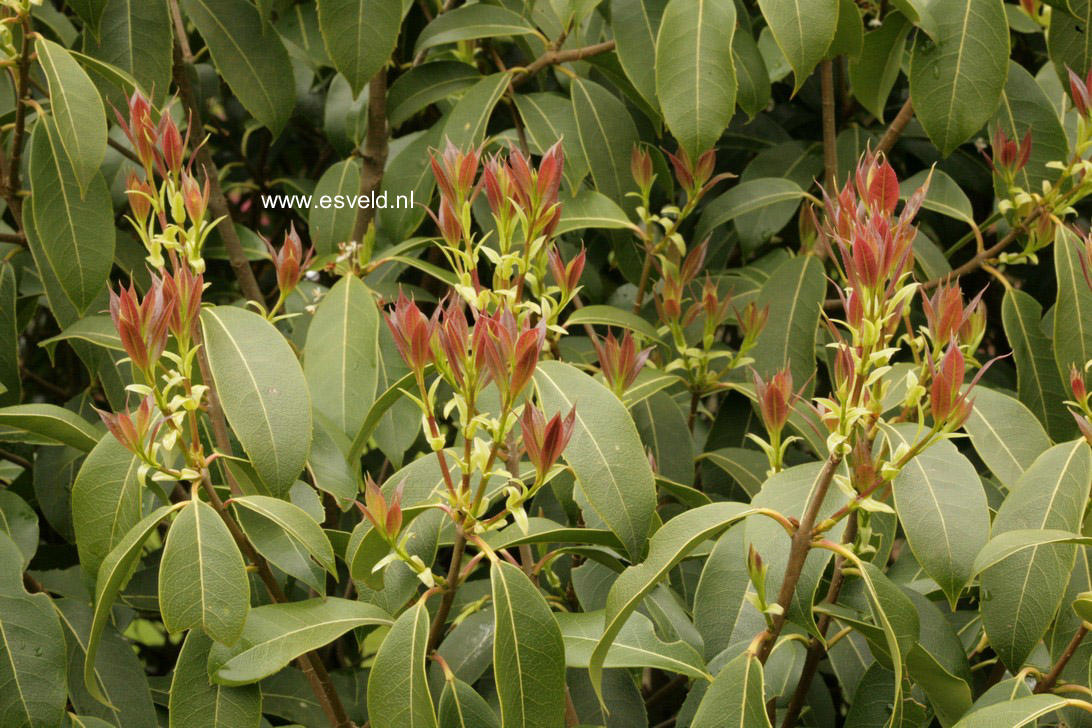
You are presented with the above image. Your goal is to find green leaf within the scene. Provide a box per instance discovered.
[559,610,710,680]
[86,504,181,705]
[982,440,1092,670]
[512,92,590,189]
[1055,227,1092,382]
[993,61,1070,194]
[655,0,736,158]
[181,0,296,135]
[202,306,313,497]
[491,561,567,727]
[159,499,250,644]
[371,321,421,467]
[67,0,108,37]
[367,600,436,727]
[690,651,771,728]
[307,416,360,504]
[40,315,123,353]
[698,448,767,498]
[900,168,974,225]
[888,427,990,607]
[318,0,401,97]
[908,0,1009,156]
[693,179,808,244]
[442,72,509,149]
[169,630,261,728]
[972,529,1092,576]
[564,304,661,342]
[827,0,863,59]
[36,38,107,194]
[72,436,143,578]
[533,360,656,561]
[572,77,640,214]
[951,694,1067,728]
[82,0,173,106]
[304,275,380,442]
[0,404,100,451]
[590,502,759,702]
[231,495,335,575]
[0,532,67,728]
[389,61,480,127]
[483,517,624,551]
[1049,0,1092,95]
[414,4,536,53]
[555,189,634,234]
[903,589,974,726]
[214,598,391,685]
[27,119,114,319]
[0,492,37,569]
[733,30,772,121]
[632,391,694,485]
[309,159,362,257]
[611,0,667,110]
[1003,288,1075,442]
[963,387,1051,488]
[438,678,500,728]
[757,0,839,91]
[693,527,750,660]
[348,365,424,462]
[848,12,911,121]
[748,255,826,391]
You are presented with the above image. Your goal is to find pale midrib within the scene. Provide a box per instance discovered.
[1007,295,1050,421]
[496,569,527,724]
[194,0,278,119]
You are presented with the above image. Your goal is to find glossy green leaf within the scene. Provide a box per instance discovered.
[993,61,1070,194]
[698,448,767,498]
[309,159,362,257]
[590,502,758,701]
[307,416,360,504]
[0,492,36,570]
[972,529,1092,576]
[0,532,67,728]
[888,427,990,607]
[37,38,107,194]
[690,651,771,728]
[39,316,123,353]
[611,0,667,109]
[693,528,750,661]
[438,678,500,728]
[1003,288,1075,442]
[169,630,261,728]
[1055,227,1092,382]
[367,600,436,727]
[414,4,535,52]
[232,495,335,574]
[655,0,736,158]
[963,387,1051,489]
[559,610,709,680]
[304,275,380,442]
[27,119,114,319]
[512,92,590,189]
[757,0,839,91]
[733,29,772,121]
[555,189,634,234]
[534,360,656,561]
[981,440,1092,670]
[72,436,143,578]
[159,499,250,644]
[564,304,661,342]
[632,390,694,485]
[86,504,181,705]
[694,179,808,246]
[491,561,566,727]
[389,61,480,127]
[903,589,973,726]
[371,320,421,467]
[748,255,826,390]
[909,0,1009,156]
[0,263,17,407]
[1049,0,1092,94]
[900,168,974,225]
[214,598,391,685]
[951,694,1067,728]
[848,12,911,121]
[181,0,296,135]
[572,77,640,213]
[202,306,312,497]
[318,0,401,97]
[0,404,100,452]
[82,0,172,106]
[441,73,509,148]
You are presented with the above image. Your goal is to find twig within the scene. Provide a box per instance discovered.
[107,136,143,166]
[921,209,1040,290]
[820,60,837,191]
[514,40,616,85]
[168,1,263,304]
[0,447,30,469]
[755,451,844,663]
[5,15,33,229]
[1035,625,1089,694]
[427,528,467,652]
[875,97,914,156]
[350,66,389,248]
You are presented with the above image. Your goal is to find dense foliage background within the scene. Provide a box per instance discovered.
[5,0,1092,726]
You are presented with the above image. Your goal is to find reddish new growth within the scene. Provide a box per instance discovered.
[520,403,576,482]
[264,223,314,297]
[110,278,173,376]
[594,330,652,398]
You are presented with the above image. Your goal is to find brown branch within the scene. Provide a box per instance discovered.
[755,451,844,663]
[350,66,389,248]
[0,447,30,469]
[168,5,263,304]
[820,60,837,192]
[107,136,143,166]
[1035,625,1089,694]
[780,513,859,728]
[875,97,914,157]
[427,527,467,652]
[514,40,616,85]
[5,15,33,229]
[921,209,1041,290]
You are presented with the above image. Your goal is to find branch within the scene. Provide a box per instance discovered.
[169,3,263,304]
[1035,624,1089,694]
[514,40,616,84]
[427,528,467,652]
[820,59,837,192]
[350,65,389,248]
[875,97,914,157]
[4,15,33,229]
[755,451,844,663]
[921,209,1041,290]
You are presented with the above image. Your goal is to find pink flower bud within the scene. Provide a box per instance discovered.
[159,114,184,177]
[547,246,585,298]
[930,342,965,424]
[1069,66,1092,118]
[180,172,209,226]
